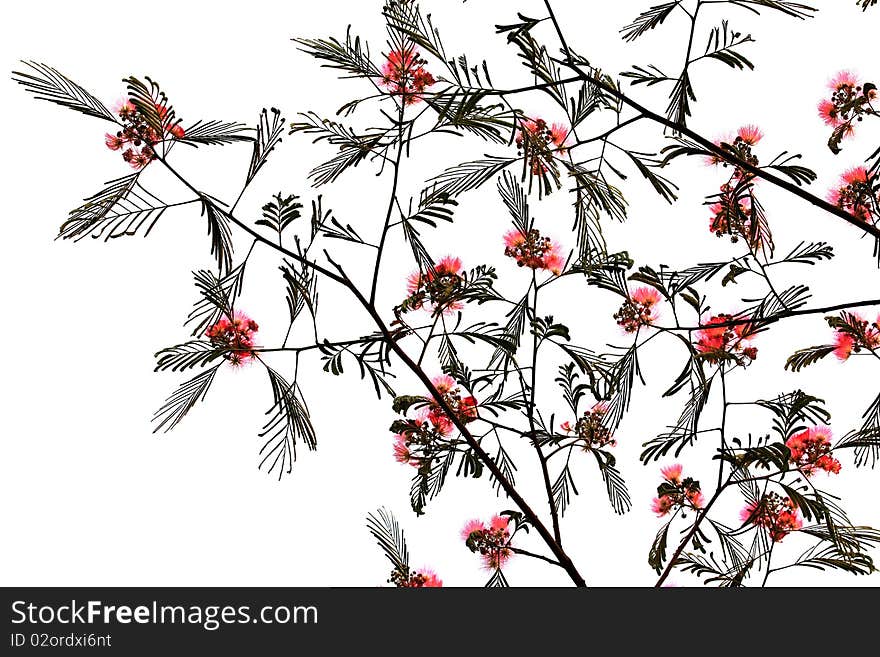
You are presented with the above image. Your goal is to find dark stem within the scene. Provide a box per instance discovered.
[528,271,562,544]
[369,104,406,305]
[536,0,880,241]
[155,154,587,588]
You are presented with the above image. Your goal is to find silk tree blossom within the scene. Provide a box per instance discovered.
[391,566,443,588]
[503,228,564,275]
[786,426,841,476]
[402,256,466,315]
[818,71,877,143]
[651,464,704,517]
[561,402,616,450]
[104,95,185,169]
[205,311,259,366]
[391,412,453,468]
[380,48,435,105]
[708,194,753,243]
[828,167,876,223]
[695,314,758,365]
[427,374,478,428]
[740,493,803,542]
[462,515,513,570]
[515,117,570,175]
[614,286,662,333]
[705,125,763,170]
[830,311,880,361]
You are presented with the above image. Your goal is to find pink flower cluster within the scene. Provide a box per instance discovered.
[704,126,763,245]
[833,311,880,361]
[381,49,435,105]
[205,311,259,366]
[105,98,185,169]
[695,314,757,365]
[828,167,876,223]
[515,117,570,175]
[614,287,661,333]
[391,567,443,588]
[503,228,564,275]
[392,375,477,467]
[740,493,803,543]
[403,256,465,315]
[560,402,616,450]
[651,464,704,517]
[786,426,841,476]
[427,374,478,429]
[818,71,876,139]
[461,515,512,570]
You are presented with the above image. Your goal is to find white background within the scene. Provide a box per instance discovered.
[1,0,879,587]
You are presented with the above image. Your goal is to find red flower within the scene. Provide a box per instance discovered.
[393,567,443,587]
[381,48,435,105]
[786,426,841,476]
[393,434,418,467]
[425,374,478,428]
[819,71,877,144]
[828,167,875,222]
[705,125,762,170]
[104,133,127,151]
[403,255,465,315]
[708,195,753,242]
[651,495,675,517]
[834,332,854,361]
[503,228,565,275]
[660,463,683,484]
[652,465,703,517]
[830,311,880,360]
[462,515,512,570]
[740,493,803,542]
[614,286,661,333]
[737,124,763,146]
[515,117,571,175]
[563,402,616,451]
[695,314,757,365]
[205,311,259,366]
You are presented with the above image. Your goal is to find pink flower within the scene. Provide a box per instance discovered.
[740,494,803,542]
[695,314,757,364]
[818,99,843,127]
[393,434,418,467]
[425,375,478,429]
[787,426,841,476]
[381,49,435,105]
[615,287,662,333]
[104,133,126,150]
[503,229,565,275]
[652,495,674,517]
[829,70,859,92]
[205,311,259,366]
[828,167,874,222]
[489,515,509,532]
[415,569,443,587]
[550,123,570,151]
[396,567,443,587]
[834,332,854,361]
[737,124,763,145]
[461,519,485,541]
[661,463,683,484]
[462,515,512,570]
[431,375,456,395]
[515,117,571,175]
[686,489,705,509]
[404,256,465,315]
[560,421,574,433]
[112,98,136,117]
